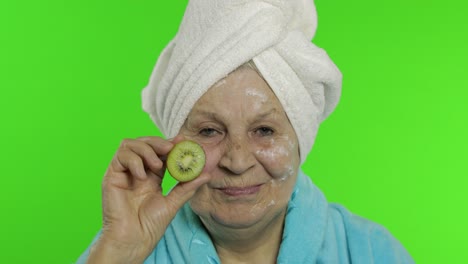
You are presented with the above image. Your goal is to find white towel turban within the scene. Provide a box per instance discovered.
[142,0,342,164]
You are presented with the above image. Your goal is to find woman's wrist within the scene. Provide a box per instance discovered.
[86,235,149,264]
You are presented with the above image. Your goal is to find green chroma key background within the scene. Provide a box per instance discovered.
[1,0,467,263]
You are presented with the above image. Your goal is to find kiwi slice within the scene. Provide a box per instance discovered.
[167,140,206,182]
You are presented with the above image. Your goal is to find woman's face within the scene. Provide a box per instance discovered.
[179,66,300,230]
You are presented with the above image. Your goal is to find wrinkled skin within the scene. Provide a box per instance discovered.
[87,66,300,264]
[180,66,300,262]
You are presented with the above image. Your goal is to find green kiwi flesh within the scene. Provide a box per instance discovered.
[167,140,206,182]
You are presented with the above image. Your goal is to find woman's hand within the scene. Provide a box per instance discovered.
[87,136,210,264]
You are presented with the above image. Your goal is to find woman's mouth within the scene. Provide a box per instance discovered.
[216,184,263,196]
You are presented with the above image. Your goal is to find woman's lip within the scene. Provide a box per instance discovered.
[216,184,263,196]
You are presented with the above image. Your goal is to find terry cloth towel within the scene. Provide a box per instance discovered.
[141,0,343,164]
[76,170,415,263]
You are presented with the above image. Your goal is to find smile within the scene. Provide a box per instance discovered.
[216,184,263,196]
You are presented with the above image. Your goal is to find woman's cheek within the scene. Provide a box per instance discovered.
[255,141,298,180]
[201,144,221,173]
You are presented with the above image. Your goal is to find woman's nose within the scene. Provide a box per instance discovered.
[218,136,255,175]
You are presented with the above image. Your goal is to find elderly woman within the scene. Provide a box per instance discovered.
[78,0,413,263]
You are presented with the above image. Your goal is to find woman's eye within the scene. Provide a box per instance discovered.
[255,127,274,137]
[199,128,218,137]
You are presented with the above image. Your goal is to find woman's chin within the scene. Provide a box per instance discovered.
[206,200,284,230]
[208,210,266,229]
[190,183,289,230]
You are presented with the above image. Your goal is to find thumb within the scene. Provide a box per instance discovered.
[164,172,211,213]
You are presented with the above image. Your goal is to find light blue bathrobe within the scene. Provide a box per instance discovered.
[77,171,414,263]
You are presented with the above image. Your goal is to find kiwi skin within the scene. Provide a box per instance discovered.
[166,140,206,182]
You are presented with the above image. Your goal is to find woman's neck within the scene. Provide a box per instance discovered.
[207,209,286,264]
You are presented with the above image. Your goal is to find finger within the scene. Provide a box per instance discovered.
[144,169,164,189]
[165,172,211,213]
[120,139,165,175]
[170,134,186,145]
[135,136,174,156]
[112,149,147,180]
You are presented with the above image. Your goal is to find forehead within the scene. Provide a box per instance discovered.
[192,67,284,114]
